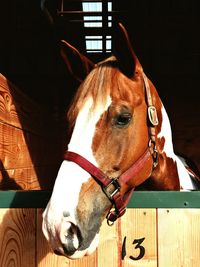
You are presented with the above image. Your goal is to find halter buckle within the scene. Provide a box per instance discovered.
[148,106,158,126]
[102,178,120,202]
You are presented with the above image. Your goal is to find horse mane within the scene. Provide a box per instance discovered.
[67,56,136,127]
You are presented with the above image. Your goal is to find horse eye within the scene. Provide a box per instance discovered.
[114,113,132,127]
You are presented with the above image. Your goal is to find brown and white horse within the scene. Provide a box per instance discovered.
[42,23,199,259]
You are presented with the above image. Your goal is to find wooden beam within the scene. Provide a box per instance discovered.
[0,191,200,208]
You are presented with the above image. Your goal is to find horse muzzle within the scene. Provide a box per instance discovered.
[42,213,99,259]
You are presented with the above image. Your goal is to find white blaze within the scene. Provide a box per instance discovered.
[43,95,112,254]
[49,96,111,216]
[68,97,107,163]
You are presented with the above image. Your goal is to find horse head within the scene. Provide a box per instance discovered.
[42,23,198,259]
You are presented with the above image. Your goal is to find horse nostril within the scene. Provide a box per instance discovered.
[63,211,70,217]
[60,222,81,256]
[62,242,77,256]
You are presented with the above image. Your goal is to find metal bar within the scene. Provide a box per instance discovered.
[82,28,113,35]
[0,191,200,209]
[102,0,108,53]
[0,191,51,208]
[59,0,121,2]
[62,0,112,2]
[127,191,200,208]
[60,0,108,2]
[61,0,64,13]
[57,11,118,15]
[69,20,105,23]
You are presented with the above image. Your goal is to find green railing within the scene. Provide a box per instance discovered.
[0,191,200,208]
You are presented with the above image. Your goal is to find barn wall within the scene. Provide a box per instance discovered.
[0,73,63,190]
[0,207,200,267]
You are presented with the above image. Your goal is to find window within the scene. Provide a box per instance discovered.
[58,0,113,56]
[82,1,112,54]
[85,35,111,53]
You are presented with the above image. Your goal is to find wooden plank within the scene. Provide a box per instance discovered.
[158,209,200,267]
[0,122,61,170]
[0,165,59,190]
[0,73,63,189]
[0,122,61,189]
[0,208,36,267]
[121,209,157,267]
[97,218,119,266]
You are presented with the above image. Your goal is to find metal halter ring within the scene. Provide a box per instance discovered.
[102,178,120,202]
[149,139,159,169]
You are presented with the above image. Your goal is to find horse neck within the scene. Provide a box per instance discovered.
[147,84,193,190]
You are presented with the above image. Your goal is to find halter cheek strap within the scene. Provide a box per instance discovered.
[64,148,153,225]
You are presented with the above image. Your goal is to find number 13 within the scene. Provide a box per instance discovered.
[122,237,145,260]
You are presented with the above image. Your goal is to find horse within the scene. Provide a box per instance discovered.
[42,23,200,259]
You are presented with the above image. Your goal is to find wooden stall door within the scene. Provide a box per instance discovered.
[36,208,157,267]
[0,73,62,190]
[158,209,200,267]
[1,207,200,267]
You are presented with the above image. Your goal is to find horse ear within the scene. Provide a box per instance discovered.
[60,40,95,83]
[113,23,143,78]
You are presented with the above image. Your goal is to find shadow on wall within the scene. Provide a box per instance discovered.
[0,160,22,190]
[0,1,79,190]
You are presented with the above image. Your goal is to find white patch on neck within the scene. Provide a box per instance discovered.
[157,105,174,157]
[158,105,195,190]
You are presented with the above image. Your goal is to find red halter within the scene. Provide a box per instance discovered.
[64,148,152,225]
[63,74,158,225]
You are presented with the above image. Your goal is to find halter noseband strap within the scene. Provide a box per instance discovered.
[64,147,153,225]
